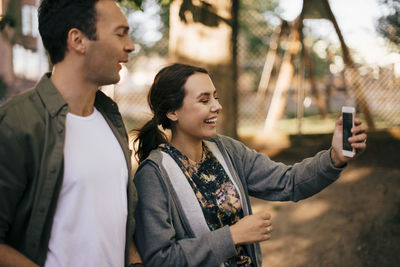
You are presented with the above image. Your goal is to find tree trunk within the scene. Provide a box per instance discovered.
[263,19,301,135]
[301,37,327,119]
[321,0,375,130]
[169,0,238,138]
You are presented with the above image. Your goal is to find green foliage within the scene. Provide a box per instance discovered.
[0,0,20,32]
[239,0,278,85]
[121,0,170,57]
[117,0,171,10]
[239,0,278,55]
[377,0,400,48]
[0,14,16,30]
[310,46,330,77]
[118,0,170,55]
[117,0,144,10]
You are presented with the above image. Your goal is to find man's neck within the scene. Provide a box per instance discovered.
[50,62,99,116]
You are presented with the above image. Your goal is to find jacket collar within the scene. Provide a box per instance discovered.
[35,73,68,117]
[35,73,119,117]
[94,89,120,114]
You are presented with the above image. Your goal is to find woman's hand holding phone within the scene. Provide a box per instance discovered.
[330,107,368,167]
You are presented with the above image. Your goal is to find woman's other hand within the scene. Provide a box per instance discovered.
[229,211,273,245]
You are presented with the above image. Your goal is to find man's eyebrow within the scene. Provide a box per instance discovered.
[114,25,130,32]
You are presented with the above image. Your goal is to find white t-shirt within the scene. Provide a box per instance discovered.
[45,108,128,267]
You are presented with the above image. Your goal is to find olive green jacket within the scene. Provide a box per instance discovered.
[0,73,137,266]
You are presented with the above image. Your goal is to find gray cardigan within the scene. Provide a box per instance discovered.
[134,135,344,267]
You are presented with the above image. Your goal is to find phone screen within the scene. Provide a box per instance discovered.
[343,112,353,151]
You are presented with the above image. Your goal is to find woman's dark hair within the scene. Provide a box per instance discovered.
[38,0,99,64]
[134,63,208,163]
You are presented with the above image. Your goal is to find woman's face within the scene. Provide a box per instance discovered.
[168,72,222,142]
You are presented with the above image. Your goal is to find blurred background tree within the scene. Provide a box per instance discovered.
[1,0,399,134]
[377,0,400,50]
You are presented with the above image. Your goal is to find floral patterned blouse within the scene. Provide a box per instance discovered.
[160,143,252,267]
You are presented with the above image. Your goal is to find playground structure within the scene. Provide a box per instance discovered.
[257,0,381,135]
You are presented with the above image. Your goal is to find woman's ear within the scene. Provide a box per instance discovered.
[166,111,178,122]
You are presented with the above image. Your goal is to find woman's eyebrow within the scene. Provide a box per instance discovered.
[196,92,211,99]
[196,90,217,99]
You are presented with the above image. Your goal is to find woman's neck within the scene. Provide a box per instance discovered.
[170,135,203,163]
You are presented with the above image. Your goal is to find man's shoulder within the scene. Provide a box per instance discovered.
[0,88,38,115]
[0,87,46,132]
[0,73,53,112]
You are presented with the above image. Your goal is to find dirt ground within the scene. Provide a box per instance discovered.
[242,129,400,267]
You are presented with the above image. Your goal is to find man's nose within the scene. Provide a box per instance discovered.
[125,38,135,53]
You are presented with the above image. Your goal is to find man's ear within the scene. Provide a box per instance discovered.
[67,28,87,54]
[166,111,178,122]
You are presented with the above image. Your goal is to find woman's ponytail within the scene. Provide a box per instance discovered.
[133,117,168,163]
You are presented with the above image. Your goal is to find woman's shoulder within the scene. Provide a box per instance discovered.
[207,134,248,153]
[134,151,163,181]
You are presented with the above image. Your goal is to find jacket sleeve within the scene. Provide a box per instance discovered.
[0,111,28,243]
[134,162,237,267]
[219,135,344,202]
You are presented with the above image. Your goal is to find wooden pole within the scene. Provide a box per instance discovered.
[263,20,301,134]
[321,0,375,130]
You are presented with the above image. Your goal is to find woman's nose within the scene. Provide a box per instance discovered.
[211,98,222,112]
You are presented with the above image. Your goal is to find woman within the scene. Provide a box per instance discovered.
[133,63,367,267]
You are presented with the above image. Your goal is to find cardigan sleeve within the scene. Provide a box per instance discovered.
[218,135,344,202]
[134,161,237,267]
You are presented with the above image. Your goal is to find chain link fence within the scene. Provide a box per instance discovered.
[236,1,400,134]
[109,1,400,135]
[344,67,400,128]
[107,28,170,132]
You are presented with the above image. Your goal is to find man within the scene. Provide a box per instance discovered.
[0,0,142,266]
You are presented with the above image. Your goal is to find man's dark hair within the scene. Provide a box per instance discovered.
[38,0,100,64]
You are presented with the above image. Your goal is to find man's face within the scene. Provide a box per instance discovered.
[84,0,135,86]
